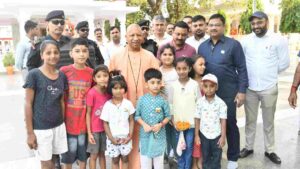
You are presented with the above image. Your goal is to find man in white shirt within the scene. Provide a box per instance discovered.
[183,15,193,37]
[186,15,209,53]
[149,15,172,47]
[239,11,289,165]
[15,20,39,80]
[94,28,110,66]
[106,26,124,61]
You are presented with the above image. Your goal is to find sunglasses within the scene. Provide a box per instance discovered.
[51,19,65,25]
[141,26,149,31]
[80,28,89,32]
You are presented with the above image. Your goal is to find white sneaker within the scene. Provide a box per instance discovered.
[227,161,238,169]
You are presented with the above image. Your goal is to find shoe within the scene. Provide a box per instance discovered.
[227,161,238,169]
[265,152,281,164]
[239,148,254,158]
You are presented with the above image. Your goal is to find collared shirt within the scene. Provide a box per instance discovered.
[149,33,172,47]
[96,41,110,66]
[186,34,209,53]
[198,35,248,98]
[241,31,290,91]
[15,36,32,70]
[195,95,227,139]
[157,41,196,58]
[106,41,125,59]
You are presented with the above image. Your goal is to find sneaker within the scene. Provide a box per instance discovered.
[227,161,238,169]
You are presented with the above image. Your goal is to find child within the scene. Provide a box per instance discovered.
[86,65,111,169]
[169,57,201,169]
[135,68,171,169]
[159,44,178,160]
[100,71,135,169]
[24,40,68,169]
[191,55,206,169]
[60,38,94,169]
[194,74,227,169]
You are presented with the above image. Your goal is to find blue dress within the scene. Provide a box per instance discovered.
[135,93,171,157]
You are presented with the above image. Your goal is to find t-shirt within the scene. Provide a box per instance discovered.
[23,68,68,130]
[100,98,135,137]
[86,87,111,133]
[60,65,93,135]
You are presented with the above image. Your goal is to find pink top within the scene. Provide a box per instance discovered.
[86,87,111,133]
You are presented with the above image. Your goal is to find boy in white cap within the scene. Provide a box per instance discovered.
[194,73,227,169]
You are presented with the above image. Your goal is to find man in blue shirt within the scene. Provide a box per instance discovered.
[198,14,248,169]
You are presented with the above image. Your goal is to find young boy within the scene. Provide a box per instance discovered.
[135,68,171,169]
[60,38,94,169]
[194,73,227,169]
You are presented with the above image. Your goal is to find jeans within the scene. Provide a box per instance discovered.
[176,128,194,169]
[166,123,178,157]
[200,132,222,169]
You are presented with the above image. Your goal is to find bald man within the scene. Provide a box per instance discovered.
[109,24,160,169]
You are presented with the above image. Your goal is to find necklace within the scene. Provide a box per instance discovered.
[127,50,142,101]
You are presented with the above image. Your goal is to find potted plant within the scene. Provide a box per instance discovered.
[2,52,15,75]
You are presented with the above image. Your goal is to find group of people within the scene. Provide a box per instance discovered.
[20,8,292,169]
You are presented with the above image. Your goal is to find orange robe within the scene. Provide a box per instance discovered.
[109,46,160,169]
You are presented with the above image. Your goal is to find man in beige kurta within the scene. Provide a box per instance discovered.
[110,24,159,169]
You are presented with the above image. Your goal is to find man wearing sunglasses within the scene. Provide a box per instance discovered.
[27,10,72,70]
[137,19,158,56]
[75,21,104,68]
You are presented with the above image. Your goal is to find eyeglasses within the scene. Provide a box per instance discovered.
[80,28,89,32]
[51,19,65,25]
[141,26,149,31]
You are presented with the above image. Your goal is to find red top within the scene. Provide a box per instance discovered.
[60,65,93,135]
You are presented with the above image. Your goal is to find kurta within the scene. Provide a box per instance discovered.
[109,46,159,169]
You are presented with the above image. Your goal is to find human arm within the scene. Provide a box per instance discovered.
[86,105,96,144]
[277,37,290,73]
[288,62,300,108]
[217,119,226,148]
[233,41,248,107]
[24,88,37,150]
[60,93,65,120]
[135,99,153,132]
[94,42,104,65]
[194,118,201,145]
[153,100,171,133]
[103,121,118,145]
[15,42,26,70]
[123,114,134,144]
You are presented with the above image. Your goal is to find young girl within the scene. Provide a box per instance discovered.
[86,65,111,169]
[100,71,135,169]
[159,44,178,161]
[24,40,68,169]
[169,57,201,169]
[190,55,206,169]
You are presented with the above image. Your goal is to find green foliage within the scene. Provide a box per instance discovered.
[126,0,148,26]
[2,52,15,67]
[217,9,229,34]
[280,0,300,33]
[239,0,263,34]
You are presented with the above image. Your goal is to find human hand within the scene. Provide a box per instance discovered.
[88,133,96,144]
[235,93,246,107]
[110,138,119,145]
[27,133,37,150]
[152,123,162,133]
[143,123,153,133]
[288,92,297,109]
[122,135,132,144]
[217,136,226,148]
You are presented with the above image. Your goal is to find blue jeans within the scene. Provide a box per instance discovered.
[200,132,222,169]
[61,133,88,163]
[176,128,194,169]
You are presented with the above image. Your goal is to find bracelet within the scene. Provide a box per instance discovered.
[291,85,298,93]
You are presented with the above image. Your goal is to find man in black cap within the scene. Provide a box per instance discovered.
[75,21,104,68]
[27,10,72,70]
[239,11,289,164]
[138,19,158,56]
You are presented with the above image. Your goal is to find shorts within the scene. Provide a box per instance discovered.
[61,133,88,163]
[33,123,68,161]
[86,132,107,154]
[106,137,132,158]
[192,143,202,158]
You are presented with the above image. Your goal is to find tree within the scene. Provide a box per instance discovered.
[239,0,263,34]
[280,0,300,33]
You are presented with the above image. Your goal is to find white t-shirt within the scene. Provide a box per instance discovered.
[100,98,135,137]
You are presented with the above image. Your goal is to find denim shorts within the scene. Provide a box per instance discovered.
[61,133,88,163]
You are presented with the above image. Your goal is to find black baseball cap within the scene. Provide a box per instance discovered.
[249,11,268,21]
